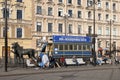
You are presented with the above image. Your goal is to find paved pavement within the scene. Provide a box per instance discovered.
[0,64,120,77]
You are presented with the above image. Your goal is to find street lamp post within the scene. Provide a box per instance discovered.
[109,19,114,58]
[4,0,8,72]
[93,0,96,66]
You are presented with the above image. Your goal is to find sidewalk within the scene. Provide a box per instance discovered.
[0,64,120,77]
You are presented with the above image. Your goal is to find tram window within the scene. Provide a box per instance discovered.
[54,44,58,48]
[87,45,90,51]
[83,45,86,50]
[74,44,77,50]
[78,45,82,50]
[65,45,68,50]
[69,44,73,50]
[54,44,59,50]
[59,44,63,50]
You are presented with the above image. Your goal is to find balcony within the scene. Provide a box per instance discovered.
[46,0,55,5]
[14,1,25,8]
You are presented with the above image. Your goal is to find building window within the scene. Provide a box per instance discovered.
[58,23,63,33]
[87,0,93,7]
[113,3,116,11]
[2,27,10,38]
[88,11,91,19]
[106,41,109,48]
[98,26,102,35]
[78,25,81,34]
[113,28,116,36]
[36,6,42,15]
[17,0,22,2]
[68,10,72,17]
[98,0,101,8]
[48,23,52,32]
[106,2,109,9]
[48,7,52,16]
[68,24,72,33]
[113,15,116,21]
[88,26,92,35]
[58,0,62,3]
[3,8,9,18]
[98,13,101,20]
[58,8,63,17]
[106,27,109,35]
[3,27,5,37]
[16,28,22,38]
[77,0,81,5]
[36,22,42,32]
[17,10,22,19]
[78,11,81,18]
[106,14,109,21]
[68,0,72,4]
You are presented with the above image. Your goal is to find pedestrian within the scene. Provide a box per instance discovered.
[72,55,78,66]
[38,52,50,68]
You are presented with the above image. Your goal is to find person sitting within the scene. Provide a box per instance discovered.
[26,58,35,67]
[60,55,66,67]
[72,55,78,66]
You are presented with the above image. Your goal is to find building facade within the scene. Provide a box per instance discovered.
[0,0,120,59]
[0,0,33,59]
[32,0,120,55]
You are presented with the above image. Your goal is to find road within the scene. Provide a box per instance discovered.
[0,68,120,80]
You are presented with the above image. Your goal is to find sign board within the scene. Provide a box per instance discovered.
[53,35,91,43]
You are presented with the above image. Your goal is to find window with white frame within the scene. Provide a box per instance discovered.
[68,24,72,33]
[88,26,92,35]
[68,9,72,17]
[98,13,101,20]
[16,28,22,38]
[106,2,109,9]
[58,0,62,3]
[98,26,102,35]
[106,14,109,21]
[3,27,5,37]
[36,6,42,15]
[3,8,9,18]
[78,11,82,18]
[17,10,22,19]
[68,0,72,4]
[113,28,116,36]
[58,23,63,33]
[48,23,52,32]
[98,0,101,8]
[36,22,42,32]
[17,0,22,2]
[87,0,93,7]
[113,15,116,21]
[88,11,91,19]
[106,41,109,48]
[58,8,63,17]
[48,7,52,16]
[2,27,10,38]
[78,25,81,34]
[77,0,81,5]
[106,27,109,35]
[113,3,116,11]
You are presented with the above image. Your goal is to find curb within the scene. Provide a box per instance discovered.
[0,66,119,77]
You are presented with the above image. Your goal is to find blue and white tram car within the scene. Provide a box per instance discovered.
[52,35,92,58]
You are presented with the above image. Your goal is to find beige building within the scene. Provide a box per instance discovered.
[0,0,120,59]
[32,0,120,55]
[0,0,33,59]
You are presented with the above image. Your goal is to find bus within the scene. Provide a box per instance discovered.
[52,35,92,59]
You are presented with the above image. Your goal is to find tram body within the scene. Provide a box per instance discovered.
[52,35,92,58]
